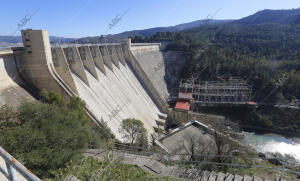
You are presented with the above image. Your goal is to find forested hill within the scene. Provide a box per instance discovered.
[132,22,300,104]
[76,8,300,43]
[233,8,300,25]
[75,19,231,44]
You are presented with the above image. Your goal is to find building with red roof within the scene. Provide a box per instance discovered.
[174,92,194,112]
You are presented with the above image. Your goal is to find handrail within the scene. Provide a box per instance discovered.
[89,144,300,179]
[0,147,41,181]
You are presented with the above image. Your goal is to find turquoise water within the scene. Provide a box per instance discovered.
[243,132,300,161]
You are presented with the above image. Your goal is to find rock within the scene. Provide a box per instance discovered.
[253,176,263,181]
[65,175,81,181]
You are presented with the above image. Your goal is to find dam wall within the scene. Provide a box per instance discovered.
[19,30,73,103]
[99,46,113,71]
[124,43,168,113]
[12,30,166,141]
[2,30,195,141]
[52,47,78,94]
[130,43,161,53]
[89,45,106,75]
[0,31,190,141]
[0,49,35,108]
[131,43,186,102]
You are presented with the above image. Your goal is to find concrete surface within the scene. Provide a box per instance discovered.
[52,47,78,94]
[63,47,90,86]
[78,46,98,80]
[127,47,167,112]
[115,45,126,66]
[19,30,163,141]
[99,45,113,71]
[72,60,160,140]
[132,50,186,102]
[89,45,106,75]
[107,45,120,69]
[167,108,224,126]
[0,54,35,108]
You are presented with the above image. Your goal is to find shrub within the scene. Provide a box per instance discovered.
[118,118,148,146]
[0,91,114,178]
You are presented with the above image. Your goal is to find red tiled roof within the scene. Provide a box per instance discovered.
[246,101,257,105]
[174,101,190,111]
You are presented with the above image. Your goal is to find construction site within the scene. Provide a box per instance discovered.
[179,79,252,105]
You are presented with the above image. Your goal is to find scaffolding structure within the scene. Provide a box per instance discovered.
[179,79,252,105]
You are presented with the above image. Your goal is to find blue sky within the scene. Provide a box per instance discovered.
[1,0,300,38]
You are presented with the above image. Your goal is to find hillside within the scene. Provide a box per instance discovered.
[234,8,300,25]
[0,19,230,46]
[75,19,231,43]
[131,15,300,134]
[0,36,76,47]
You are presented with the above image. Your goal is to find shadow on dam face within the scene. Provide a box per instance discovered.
[131,49,187,102]
[0,45,186,142]
[70,59,161,140]
[2,30,186,142]
[0,53,36,108]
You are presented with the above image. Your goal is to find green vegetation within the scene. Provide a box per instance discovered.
[0,90,113,178]
[133,23,300,103]
[132,23,300,134]
[0,91,185,180]
[0,90,296,180]
[55,155,182,181]
[197,105,300,135]
[118,118,148,148]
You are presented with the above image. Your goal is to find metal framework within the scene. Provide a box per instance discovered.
[179,79,252,104]
[0,147,41,181]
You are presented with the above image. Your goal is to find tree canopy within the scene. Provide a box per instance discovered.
[118,118,148,147]
[0,91,114,178]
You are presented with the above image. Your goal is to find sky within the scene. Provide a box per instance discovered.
[1,0,300,38]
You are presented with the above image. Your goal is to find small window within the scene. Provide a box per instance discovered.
[27,51,32,54]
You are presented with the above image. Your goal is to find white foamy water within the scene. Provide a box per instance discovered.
[243,132,300,161]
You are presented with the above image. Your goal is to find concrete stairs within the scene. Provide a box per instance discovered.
[158,112,168,119]
[143,159,164,174]
[156,118,166,125]
[153,124,165,133]
[181,169,267,181]
[154,112,168,134]
[84,149,295,181]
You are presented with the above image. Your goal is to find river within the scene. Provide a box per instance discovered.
[243,132,300,161]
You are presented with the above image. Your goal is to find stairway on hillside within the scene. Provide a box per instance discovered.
[84,149,296,181]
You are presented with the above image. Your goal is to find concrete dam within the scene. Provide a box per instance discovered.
[0,29,186,140]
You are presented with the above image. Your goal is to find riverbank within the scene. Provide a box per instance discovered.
[195,105,300,138]
[292,137,300,144]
